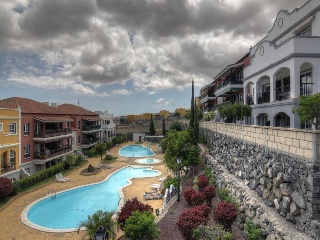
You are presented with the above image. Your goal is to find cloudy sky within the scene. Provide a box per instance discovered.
[0,0,307,116]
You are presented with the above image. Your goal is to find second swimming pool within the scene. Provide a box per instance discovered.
[22,166,160,232]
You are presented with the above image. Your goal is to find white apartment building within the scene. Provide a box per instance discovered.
[96,110,116,142]
[243,0,320,128]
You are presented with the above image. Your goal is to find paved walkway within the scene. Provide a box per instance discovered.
[0,142,168,240]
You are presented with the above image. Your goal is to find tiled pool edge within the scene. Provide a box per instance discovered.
[21,165,162,233]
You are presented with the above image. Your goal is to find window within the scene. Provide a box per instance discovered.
[77,135,81,143]
[24,123,30,135]
[35,123,41,135]
[0,123,3,131]
[24,145,30,158]
[9,123,16,134]
[77,121,81,129]
[300,70,313,96]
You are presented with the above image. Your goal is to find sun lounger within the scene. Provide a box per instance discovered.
[151,181,164,191]
[58,173,70,181]
[159,177,166,182]
[143,191,162,200]
[56,174,67,182]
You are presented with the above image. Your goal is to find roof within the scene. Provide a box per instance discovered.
[213,62,243,81]
[33,116,74,122]
[0,97,61,114]
[57,104,99,116]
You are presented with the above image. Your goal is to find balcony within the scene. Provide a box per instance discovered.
[34,146,72,161]
[1,159,16,174]
[247,95,254,105]
[257,91,270,104]
[215,77,243,97]
[275,87,290,101]
[81,137,100,147]
[200,93,216,104]
[33,128,72,142]
[82,125,102,133]
[300,83,313,96]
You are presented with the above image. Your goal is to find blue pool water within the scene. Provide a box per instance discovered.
[26,167,159,231]
[119,144,154,157]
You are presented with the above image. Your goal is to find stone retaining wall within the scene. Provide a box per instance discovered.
[201,125,320,239]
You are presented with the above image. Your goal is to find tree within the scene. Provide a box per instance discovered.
[78,210,117,240]
[149,115,156,135]
[169,121,183,131]
[95,140,105,160]
[0,177,13,200]
[124,210,160,240]
[189,79,195,128]
[292,93,320,129]
[162,117,166,136]
[233,104,252,123]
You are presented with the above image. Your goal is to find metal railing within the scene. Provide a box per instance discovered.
[216,77,243,91]
[275,87,290,101]
[257,91,270,104]
[82,137,100,145]
[300,83,313,96]
[34,146,72,160]
[34,128,72,138]
[82,125,101,131]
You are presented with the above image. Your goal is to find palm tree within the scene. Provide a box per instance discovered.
[78,210,117,240]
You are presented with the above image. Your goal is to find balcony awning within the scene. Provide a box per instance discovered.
[213,62,243,81]
[293,15,314,33]
[33,117,73,122]
[82,116,101,121]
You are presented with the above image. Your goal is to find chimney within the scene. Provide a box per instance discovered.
[51,103,57,108]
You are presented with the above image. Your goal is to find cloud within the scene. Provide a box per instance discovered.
[155,98,164,104]
[111,89,132,95]
[0,0,308,97]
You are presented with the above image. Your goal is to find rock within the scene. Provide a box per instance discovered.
[268,167,273,178]
[249,177,260,190]
[280,183,292,197]
[291,191,306,209]
[274,199,280,211]
[262,189,270,199]
[282,196,291,210]
[266,180,273,190]
[274,172,284,187]
[294,216,305,231]
[260,177,267,187]
[290,202,300,216]
[286,213,294,222]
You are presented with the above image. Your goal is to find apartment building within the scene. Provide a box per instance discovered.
[243,0,320,128]
[214,54,250,108]
[57,104,102,156]
[0,108,20,179]
[96,110,116,142]
[0,98,73,176]
[199,83,216,113]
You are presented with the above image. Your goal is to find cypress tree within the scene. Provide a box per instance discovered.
[162,117,166,136]
[189,79,195,128]
[149,115,156,135]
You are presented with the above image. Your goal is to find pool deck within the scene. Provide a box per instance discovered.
[0,142,168,240]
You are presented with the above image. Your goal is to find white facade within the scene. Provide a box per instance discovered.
[243,0,320,128]
[96,110,116,142]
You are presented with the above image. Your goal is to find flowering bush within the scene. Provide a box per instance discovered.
[183,188,197,205]
[215,202,238,229]
[177,205,211,240]
[196,174,209,192]
[203,185,216,206]
[118,197,153,228]
[0,177,13,199]
[190,191,205,206]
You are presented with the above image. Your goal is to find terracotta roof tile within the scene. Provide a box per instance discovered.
[33,116,74,122]
[57,104,99,116]
[0,97,61,114]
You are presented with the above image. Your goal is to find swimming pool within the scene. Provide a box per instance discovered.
[119,144,154,157]
[21,166,160,232]
[135,158,161,164]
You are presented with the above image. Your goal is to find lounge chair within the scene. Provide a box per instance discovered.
[159,177,166,182]
[151,181,164,191]
[143,191,162,200]
[58,173,70,181]
[56,174,67,182]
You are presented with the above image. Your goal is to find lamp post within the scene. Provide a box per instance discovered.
[177,158,181,202]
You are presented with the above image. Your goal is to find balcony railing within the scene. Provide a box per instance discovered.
[1,160,16,173]
[216,77,243,91]
[247,95,254,105]
[257,91,270,104]
[300,83,313,96]
[275,87,290,101]
[34,146,72,160]
[34,128,72,138]
[82,137,100,145]
[82,125,101,131]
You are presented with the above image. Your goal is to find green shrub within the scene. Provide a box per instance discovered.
[244,220,263,240]
[13,162,65,193]
[164,177,178,190]
[88,148,96,157]
[217,187,229,201]
[204,167,215,185]
[193,224,233,240]
[76,155,83,165]
[124,210,159,240]
[66,154,77,166]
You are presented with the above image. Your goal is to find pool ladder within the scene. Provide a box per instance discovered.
[47,189,57,199]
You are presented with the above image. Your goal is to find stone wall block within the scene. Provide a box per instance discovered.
[291,191,307,209]
[282,196,292,210]
[290,202,300,216]
[280,183,293,197]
